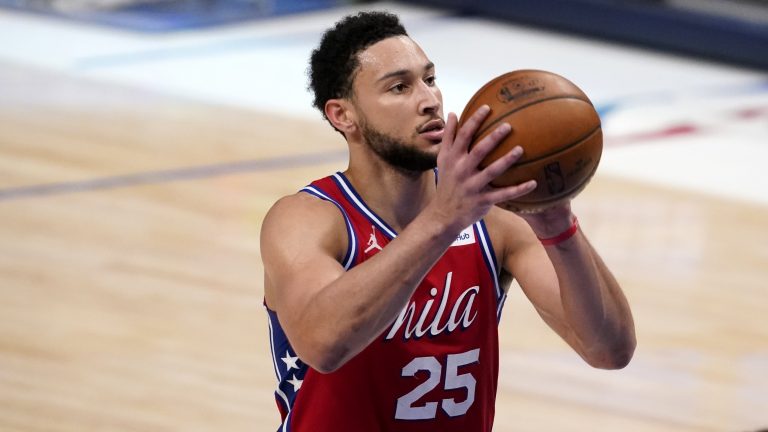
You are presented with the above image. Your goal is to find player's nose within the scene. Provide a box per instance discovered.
[417,83,441,116]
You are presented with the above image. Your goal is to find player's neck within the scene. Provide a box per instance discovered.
[343,162,435,232]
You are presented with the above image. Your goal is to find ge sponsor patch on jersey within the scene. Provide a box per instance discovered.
[451,226,476,247]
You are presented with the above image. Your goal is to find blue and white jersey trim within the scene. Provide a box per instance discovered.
[331,172,398,239]
[301,185,356,270]
[474,219,507,322]
[266,307,305,432]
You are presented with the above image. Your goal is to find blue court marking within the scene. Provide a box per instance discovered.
[0,0,347,33]
[74,14,455,70]
[0,150,347,202]
[75,32,320,70]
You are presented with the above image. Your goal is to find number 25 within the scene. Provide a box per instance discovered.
[395,348,479,420]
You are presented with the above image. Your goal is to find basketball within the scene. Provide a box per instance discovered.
[458,69,603,213]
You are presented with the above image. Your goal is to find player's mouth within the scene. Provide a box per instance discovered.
[418,119,445,143]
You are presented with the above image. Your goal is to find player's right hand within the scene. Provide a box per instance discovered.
[429,105,537,233]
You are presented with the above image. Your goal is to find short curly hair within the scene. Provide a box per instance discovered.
[308,11,407,126]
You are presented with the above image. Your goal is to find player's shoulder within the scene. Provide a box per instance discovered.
[262,191,343,233]
[260,190,349,260]
[260,191,350,310]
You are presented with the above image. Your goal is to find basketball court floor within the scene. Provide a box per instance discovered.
[1,2,767,431]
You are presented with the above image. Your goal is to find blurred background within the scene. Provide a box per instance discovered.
[0,0,767,431]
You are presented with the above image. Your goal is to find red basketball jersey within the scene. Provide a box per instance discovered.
[266,172,507,432]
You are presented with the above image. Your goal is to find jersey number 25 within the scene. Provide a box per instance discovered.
[395,348,479,420]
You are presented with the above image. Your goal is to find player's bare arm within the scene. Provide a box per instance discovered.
[261,107,535,373]
[488,204,636,369]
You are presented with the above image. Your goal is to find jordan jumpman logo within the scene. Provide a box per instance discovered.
[365,225,383,253]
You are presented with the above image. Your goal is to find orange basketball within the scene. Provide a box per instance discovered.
[458,70,603,213]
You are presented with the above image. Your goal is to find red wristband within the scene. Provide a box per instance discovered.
[537,217,579,246]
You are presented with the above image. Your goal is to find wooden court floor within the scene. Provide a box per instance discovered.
[1,62,766,432]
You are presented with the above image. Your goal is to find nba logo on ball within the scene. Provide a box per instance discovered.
[496,77,544,103]
[544,162,565,194]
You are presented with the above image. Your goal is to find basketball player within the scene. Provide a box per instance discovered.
[260,11,635,431]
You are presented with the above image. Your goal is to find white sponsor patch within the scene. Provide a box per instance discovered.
[451,226,475,247]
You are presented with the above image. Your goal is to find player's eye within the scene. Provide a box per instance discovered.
[390,83,407,94]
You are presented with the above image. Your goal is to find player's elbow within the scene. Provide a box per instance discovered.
[594,346,634,370]
[285,314,364,374]
[587,334,636,370]
[297,339,353,374]
[310,354,344,374]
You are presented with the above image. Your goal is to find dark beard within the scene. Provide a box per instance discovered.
[361,122,437,176]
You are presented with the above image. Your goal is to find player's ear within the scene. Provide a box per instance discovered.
[325,99,357,134]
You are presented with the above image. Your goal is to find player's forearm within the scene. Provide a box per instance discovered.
[293,210,462,372]
[543,234,636,369]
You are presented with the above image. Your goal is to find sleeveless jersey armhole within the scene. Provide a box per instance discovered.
[300,185,357,270]
[475,219,508,322]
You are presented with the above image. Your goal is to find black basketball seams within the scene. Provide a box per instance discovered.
[511,125,601,167]
[472,95,596,140]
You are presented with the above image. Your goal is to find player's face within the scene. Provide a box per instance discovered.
[350,36,445,173]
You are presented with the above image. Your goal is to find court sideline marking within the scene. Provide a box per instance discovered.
[0,150,348,202]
